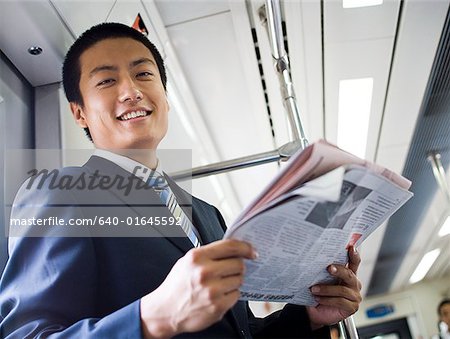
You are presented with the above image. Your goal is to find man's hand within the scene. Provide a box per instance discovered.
[306,246,362,330]
[140,239,257,338]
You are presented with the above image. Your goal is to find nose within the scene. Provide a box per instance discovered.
[118,77,143,103]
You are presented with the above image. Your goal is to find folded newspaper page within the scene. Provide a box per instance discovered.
[224,140,413,306]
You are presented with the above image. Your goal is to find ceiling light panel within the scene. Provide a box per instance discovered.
[439,215,450,237]
[323,0,399,161]
[324,39,394,161]
[409,248,441,284]
[337,77,374,158]
[343,0,384,9]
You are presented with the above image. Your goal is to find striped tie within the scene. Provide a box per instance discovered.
[148,172,201,247]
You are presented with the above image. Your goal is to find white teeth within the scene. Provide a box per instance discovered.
[119,110,149,121]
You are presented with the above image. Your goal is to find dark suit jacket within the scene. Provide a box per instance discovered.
[0,156,329,338]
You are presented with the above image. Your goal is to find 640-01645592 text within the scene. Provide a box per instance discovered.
[10,216,182,227]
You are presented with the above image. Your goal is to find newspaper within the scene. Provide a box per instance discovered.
[224,140,413,306]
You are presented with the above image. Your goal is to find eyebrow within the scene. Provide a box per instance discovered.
[89,65,117,78]
[130,57,156,68]
[88,58,156,78]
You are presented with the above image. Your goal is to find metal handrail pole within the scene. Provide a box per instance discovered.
[338,321,348,339]
[263,0,309,150]
[171,150,279,181]
[428,152,450,202]
[344,317,359,339]
[170,140,303,181]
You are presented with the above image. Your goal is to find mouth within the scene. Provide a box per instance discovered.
[117,110,152,121]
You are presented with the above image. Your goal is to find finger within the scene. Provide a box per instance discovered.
[207,275,244,298]
[328,264,358,288]
[196,258,246,280]
[347,246,361,274]
[211,258,246,278]
[198,239,257,260]
[310,285,361,303]
[215,289,241,314]
[187,257,246,286]
[313,295,359,315]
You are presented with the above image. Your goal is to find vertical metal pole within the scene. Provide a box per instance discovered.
[262,0,309,150]
[338,321,348,339]
[343,317,359,339]
[262,1,359,337]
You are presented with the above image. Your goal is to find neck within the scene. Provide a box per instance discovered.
[129,150,158,169]
[103,148,158,169]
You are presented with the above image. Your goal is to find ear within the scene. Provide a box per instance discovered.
[164,94,170,112]
[70,102,88,128]
[166,98,170,112]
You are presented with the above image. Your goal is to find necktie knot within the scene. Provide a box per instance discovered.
[146,171,168,193]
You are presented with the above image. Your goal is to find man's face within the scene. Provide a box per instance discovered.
[440,303,450,327]
[71,37,169,150]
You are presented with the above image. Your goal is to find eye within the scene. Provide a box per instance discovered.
[96,78,115,87]
[137,71,154,78]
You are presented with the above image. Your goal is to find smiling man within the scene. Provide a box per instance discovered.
[0,23,362,338]
[74,40,168,151]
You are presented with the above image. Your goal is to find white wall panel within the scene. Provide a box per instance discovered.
[107,0,165,53]
[247,0,291,148]
[167,12,272,158]
[166,11,278,208]
[51,0,116,37]
[35,83,62,149]
[377,0,450,149]
[284,0,324,142]
[324,0,400,44]
[155,0,229,27]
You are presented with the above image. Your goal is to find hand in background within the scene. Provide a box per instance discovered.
[306,246,362,330]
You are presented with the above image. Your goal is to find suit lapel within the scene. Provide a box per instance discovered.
[84,156,193,254]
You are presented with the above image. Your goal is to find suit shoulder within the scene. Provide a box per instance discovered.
[13,166,88,204]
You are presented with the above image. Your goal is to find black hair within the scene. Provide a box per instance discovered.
[438,298,450,315]
[62,22,167,141]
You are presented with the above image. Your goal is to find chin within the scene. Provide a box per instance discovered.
[127,139,160,150]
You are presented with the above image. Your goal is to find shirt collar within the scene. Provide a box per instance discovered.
[93,149,162,182]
